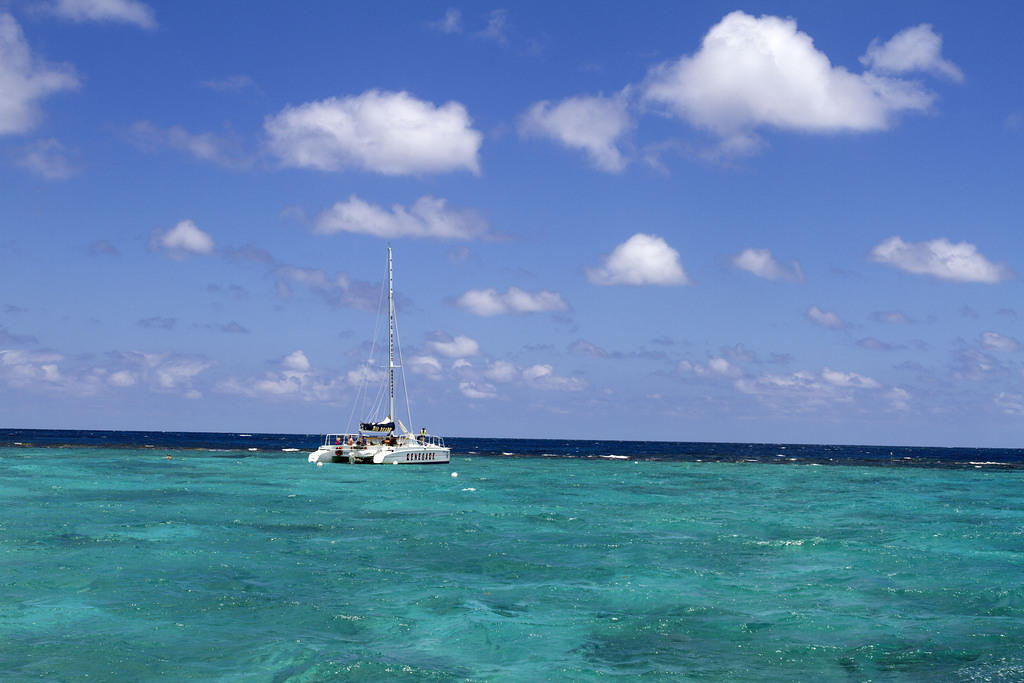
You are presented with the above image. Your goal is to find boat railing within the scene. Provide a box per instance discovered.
[324,432,445,448]
[322,434,357,446]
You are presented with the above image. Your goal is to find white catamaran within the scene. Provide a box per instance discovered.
[308,247,451,465]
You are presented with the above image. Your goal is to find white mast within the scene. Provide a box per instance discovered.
[387,245,395,427]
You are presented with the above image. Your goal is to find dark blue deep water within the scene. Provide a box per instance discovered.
[3,428,1023,468]
[3,429,1024,680]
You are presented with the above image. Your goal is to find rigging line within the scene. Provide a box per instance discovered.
[366,263,387,369]
[393,303,413,431]
[366,354,388,419]
[362,259,390,421]
[371,368,387,418]
[346,356,379,433]
[344,371,362,435]
[346,271,388,431]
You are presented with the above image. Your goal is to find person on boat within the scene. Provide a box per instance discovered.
[347,435,355,446]
[419,427,427,444]
[357,436,366,448]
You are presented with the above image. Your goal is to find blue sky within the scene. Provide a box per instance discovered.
[2,1,1023,446]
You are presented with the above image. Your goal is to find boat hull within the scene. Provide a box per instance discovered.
[309,444,450,465]
[307,250,451,468]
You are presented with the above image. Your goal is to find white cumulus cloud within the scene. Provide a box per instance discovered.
[129,121,252,169]
[484,360,518,382]
[154,358,210,391]
[808,306,844,329]
[454,357,585,395]
[522,363,586,391]
[100,351,212,397]
[870,236,1011,283]
[0,349,63,388]
[0,348,218,398]
[315,195,488,240]
[680,356,741,378]
[522,364,552,381]
[641,11,947,152]
[587,233,689,286]
[345,363,385,387]
[264,89,482,175]
[45,0,156,28]
[520,94,631,172]
[860,24,962,81]
[282,350,311,372]
[732,248,802,282]
[736,366,884,412]
[456,287,568,316]
[980,332,1021,352]
[822,367,881,389]
[17,137,75,179]
[408,355,443,378]
[0,14,78,136]
[151,219,215,256]
[428,335,480,358]
[476,9,508,45]
[108,369,135,387]
[429,7,461,33]
[885,387,911,411]
[217,350,353,402]
[459,380,497,399]
[995,392,1024,417]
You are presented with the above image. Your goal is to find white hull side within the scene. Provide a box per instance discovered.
[309,444,450,465]
[308,447,344,464]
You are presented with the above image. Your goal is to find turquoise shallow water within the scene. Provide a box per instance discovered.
[3,446,1024,680]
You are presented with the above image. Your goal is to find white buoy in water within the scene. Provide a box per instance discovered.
[316,462,323,467]
[451,472,458,478]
